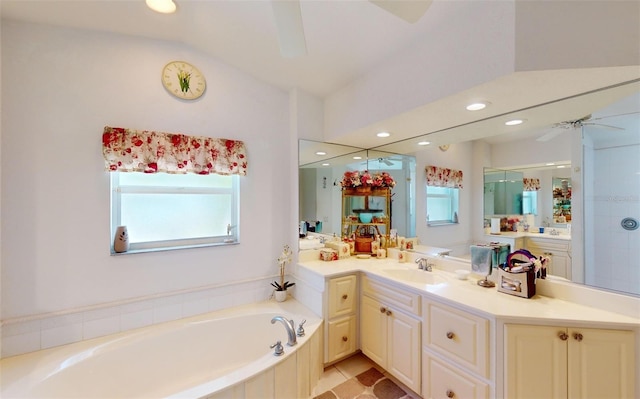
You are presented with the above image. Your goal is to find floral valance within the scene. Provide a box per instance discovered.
[425,165,463,188]
[523,178,541,191]
[102,126,247,176]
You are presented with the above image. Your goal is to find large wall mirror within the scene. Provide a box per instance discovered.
[299,80,639,297]
[299,141,416,241]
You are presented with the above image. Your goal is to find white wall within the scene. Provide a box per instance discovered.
[414,141,474,255]
[1,21,292,320]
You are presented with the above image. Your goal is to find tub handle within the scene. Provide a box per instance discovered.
[270,341,284,356]
[297,319,306,337]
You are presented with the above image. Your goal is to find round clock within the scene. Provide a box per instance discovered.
[439,144,450,152]
[161,61,206,100]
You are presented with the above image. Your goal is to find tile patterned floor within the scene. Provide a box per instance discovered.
[312,353,420,398]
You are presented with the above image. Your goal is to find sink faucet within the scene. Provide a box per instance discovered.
[271,316,297,346]
[415,258,432,272]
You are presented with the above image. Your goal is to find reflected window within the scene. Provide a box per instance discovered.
[426,186,459,225]
[522,191,537,215]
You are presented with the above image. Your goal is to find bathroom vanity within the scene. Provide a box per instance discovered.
[483,232,572,279]
[294,252,639,399]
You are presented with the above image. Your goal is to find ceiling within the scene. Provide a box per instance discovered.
[0,0,440,98]
[2,0,639,152]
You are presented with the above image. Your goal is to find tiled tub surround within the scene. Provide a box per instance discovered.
[1,299,322,399]
[1,276,295,358]
[294,251,640,398]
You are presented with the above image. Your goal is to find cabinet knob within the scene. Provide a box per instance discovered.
[386,310,392,316]
[558,332,569,341]
[342,336,348,342]
[380,307,387,313]
[342,294,348,300]
[446,331,455,339]
[573,332,584,342]
[446,389,455,398]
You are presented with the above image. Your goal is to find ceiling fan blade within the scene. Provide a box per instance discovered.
[589,111,640,122]
[583,123,625,131]
[369,0,433,23]
[271,0,307,58]
[536,129,564,142]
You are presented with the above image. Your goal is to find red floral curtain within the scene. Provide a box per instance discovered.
[425,165,463,188]
[523,178,541,191]
[102,126,247,176]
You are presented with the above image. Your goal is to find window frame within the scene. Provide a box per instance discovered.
[110,172,240,254]
[426,185,459,226]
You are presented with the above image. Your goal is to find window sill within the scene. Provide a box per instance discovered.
[110,240,240,255]
[427,221,459,227]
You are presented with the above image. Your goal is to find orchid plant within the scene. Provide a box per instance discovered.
[271,245,295,291]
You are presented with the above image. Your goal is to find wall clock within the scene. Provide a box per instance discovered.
[439,144,450,152]
[161,61,206,100]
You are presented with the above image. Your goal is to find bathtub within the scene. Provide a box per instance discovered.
[1,300,323,399]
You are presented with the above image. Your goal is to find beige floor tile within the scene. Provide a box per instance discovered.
[313,366,347,396]
[334,353,378,379]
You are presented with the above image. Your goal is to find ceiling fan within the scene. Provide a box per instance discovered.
[536,112,638,142]
[271,0,433,58]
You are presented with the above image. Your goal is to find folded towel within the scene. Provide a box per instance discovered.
[471,243,511,274]
[470,245,493,273]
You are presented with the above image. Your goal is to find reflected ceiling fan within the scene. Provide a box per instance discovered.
[536,112,638,142]
[271,0,433,58]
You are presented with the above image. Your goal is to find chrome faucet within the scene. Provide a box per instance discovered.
[271,316,297,346]
[415,258,432,272]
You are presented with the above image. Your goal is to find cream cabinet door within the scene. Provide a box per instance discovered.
[327,316,356,363]
[328,275,357,318]
[505,324,568,399]
[423,350,489,399]
[387,306,421,394]
[360,295,387,367]
[568,328,635,399]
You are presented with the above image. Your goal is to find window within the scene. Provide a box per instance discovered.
[426,186,459,225]
[111,172,239,253]
[522,191,537,215]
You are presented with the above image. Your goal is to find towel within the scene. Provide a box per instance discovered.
[471,245,493,273]
[470,243,511,274]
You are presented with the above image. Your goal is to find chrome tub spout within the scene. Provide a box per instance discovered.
[271,316,297,346]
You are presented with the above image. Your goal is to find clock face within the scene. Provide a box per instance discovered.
[161,61,206,100]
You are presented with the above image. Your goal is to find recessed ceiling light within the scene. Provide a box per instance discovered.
[322,163,330,166]
[557,165,566,169]
[505,119,525,126]
[546,163,555,166]
[146,0,176,13]
[315,151,327,156]
[376,132,391,138]
[417,141,430,146]
[466,101,490,111]
[353,156,362,160]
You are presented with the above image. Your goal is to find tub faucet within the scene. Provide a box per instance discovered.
[271,316,297,346]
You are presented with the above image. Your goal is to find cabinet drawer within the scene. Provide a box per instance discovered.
[328,275,357,318]
[423,350,489,399]
[526,237,569,252]
[362,275,420,316]
[327,315,357,363]
[424,299,489,378]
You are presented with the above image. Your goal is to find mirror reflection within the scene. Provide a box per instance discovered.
[298,81,639,297]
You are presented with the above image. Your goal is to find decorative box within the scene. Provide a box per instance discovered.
[497,268,536,298]
[324,241,351,259]
[319,248,338,261]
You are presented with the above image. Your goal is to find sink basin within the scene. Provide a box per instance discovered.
[381,268,447,285]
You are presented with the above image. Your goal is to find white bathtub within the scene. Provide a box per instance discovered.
[1,300,322,399]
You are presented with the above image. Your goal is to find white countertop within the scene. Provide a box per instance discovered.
[484,231,571,241]
[296,257,639,328]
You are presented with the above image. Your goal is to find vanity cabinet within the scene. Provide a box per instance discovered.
[422,298,491,399]
[361,276,421,393]
[525,237,571,279]
[504,324,635,399]
[325,275,358,364]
